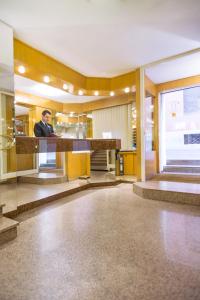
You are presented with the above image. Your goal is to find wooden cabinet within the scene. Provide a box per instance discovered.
[119,151,137,176]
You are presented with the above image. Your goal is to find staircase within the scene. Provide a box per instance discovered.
[91,150,108,171]
[153,173,200,184]
[163,160,200,174]
[0,204,19,245]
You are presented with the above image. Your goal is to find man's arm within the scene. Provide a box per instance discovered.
[49,124,54,133]
[34,123,43,137]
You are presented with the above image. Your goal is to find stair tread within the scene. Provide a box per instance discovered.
[134,181,200,194]
[164,165,200,168]
[0,217,19,234]
[160,172,200,176]
[91,160,107,163]
[91,163,107,165]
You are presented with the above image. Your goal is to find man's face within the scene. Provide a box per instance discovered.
[42,113,51,123]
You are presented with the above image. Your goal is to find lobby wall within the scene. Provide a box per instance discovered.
[0,21,16,180]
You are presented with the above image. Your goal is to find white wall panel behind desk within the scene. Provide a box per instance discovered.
[92,104,132,150]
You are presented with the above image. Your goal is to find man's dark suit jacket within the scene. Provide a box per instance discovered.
[34,121,54,137]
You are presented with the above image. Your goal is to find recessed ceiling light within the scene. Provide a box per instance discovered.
[43,76,50,83]
[63,83,68,90]
[78,90,84,96]
[124,87,130,93]
[110,91,115,96]
[18,65,26,74]
[69,85,74,93]
[94,91,99,96]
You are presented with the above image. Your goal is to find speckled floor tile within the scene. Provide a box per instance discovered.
[0,184,200,300]
[0,171,119,214]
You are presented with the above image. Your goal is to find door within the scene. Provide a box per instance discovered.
[144,96,157,180]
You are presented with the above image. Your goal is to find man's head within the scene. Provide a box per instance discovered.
[42,110,51,123]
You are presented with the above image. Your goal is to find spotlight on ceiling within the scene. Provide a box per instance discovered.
[63,83,69,90]
[78,90,84,96]
[124,87,130,93]
[43,76,50,83]
[18,65,26,74]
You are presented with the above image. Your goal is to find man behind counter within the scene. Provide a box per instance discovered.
[34,110,57,137]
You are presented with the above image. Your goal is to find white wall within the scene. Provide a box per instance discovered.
[92,104,132,150]
[0,21,15,180]
[0,21,14,92]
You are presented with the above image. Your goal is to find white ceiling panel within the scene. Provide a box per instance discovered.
[0,0,200,77]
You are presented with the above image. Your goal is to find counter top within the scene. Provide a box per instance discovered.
[119,150,136,153]
[16,137,121,154]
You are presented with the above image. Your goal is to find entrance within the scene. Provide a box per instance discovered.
[160,86,200,174]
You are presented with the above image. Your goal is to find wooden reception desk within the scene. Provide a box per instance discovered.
[16,137,121,180]
[16,137,121,154]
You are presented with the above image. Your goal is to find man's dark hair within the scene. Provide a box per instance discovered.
[42,110,51,116]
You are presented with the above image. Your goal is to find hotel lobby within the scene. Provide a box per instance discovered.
[0,1,200,299]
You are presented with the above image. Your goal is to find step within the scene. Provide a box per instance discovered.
[91,165,108,171]
[39,163,56,168]
[163,165,200,173]
[153,173,200,184]
[91,164,107,170]
[91,156,107,159]
[18,173,68,185]
[91,157,107,159]
[133,181,200,206]
[91,161,107,165]
[166,160,200,166]
[0,217,19,245]
[91,155,107,158]
[0,204,5,216]
[91,160,107,164]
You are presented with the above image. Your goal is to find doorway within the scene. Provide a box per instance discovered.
[160,86,200,174]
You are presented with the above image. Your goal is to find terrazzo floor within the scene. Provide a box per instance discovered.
[0,184,200,300]
[0,171,136,214]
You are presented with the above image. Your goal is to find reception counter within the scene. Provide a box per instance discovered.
[16,137,121,154]
[15,137,121,180]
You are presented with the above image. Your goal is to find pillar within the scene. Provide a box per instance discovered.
[135,68,145,181]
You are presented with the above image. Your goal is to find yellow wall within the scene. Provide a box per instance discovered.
[16,154,35,171]
[14,39,137,95]
[16,90,135,114]
[65,152,90,180]
[82,93,134,112]
[157,75,200,93]
[120,151,137,176]
[15,91,63,112]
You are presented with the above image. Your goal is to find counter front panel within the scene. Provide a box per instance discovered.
[16,137,121,154]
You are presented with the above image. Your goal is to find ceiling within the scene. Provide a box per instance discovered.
[146,51,200,84]
[14,75,105,103]
[15,104,29,116]
[1,0,200,77]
